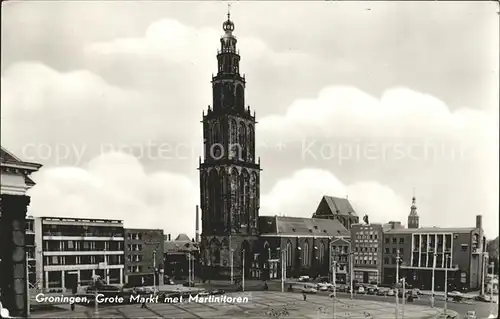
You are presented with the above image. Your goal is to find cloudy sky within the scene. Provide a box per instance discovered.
[1,1,498,238]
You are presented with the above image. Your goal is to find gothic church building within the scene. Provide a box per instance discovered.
[199,13,354,280]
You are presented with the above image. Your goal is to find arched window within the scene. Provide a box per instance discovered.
[210,238,221,265]
[241,170,250,227]
[286,241,292,267]
[248,124,254,162]
[239,171,245,227]
[220,169,227,228]
[209,169,219,230]
[229,119,238,159]
[238,122,247,161]
[303,242,309,266]
[319,242,325,263]
[236,84,244,110]
[263,242,270,259]
[230,168,239,229]
[213,83,222,109]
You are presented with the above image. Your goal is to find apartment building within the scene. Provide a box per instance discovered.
[124,228,164,286]
[25,216,37,288]
[382,215,487,292]
[351,223,384,284]
[34,216,125,291]
[330,237,351,284]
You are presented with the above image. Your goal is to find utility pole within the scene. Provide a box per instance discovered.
[242,249,245,292]
[26,251,30,317]
[350,252,354,300]
[93,275,99,317]
[431,253,436,308]
[188,252,191,287]
[490,262,495,318]
[278,248,284,292]
[401,277,406,319]
[333,261,337,319]
[230,235,233,285]
[395,250,400,319]
[444,255,451,316]
[153,250,157,292]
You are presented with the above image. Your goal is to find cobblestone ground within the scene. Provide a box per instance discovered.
[31,292,458,318]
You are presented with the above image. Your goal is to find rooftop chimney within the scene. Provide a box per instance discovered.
[476,215,482,229]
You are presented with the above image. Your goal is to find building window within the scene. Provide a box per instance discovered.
[385,238,389,244]
[399,238,404,244]
[385,248,390,254]
[392,237,397,244]
[392,248,397,254]
[461,244,468,251]
[400,248,404,254]
[286,241,292,266]
[303,242,309,266]
[319,242,325,263]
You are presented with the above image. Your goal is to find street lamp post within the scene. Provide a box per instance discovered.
[431,253,437,308]
[347,252,354,300]
[332,261,337,319]
[402,277,406,319]
[242,249,245,292]
[489,262,495,318]
[395,250,400,319]
[481,253,488,296]
[229,235,233,285]
[444,255,451,316]
[26,251,30,317]
[277,247,285,292]
[153,250,157,292]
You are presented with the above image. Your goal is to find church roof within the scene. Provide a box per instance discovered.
[315,196,358,217]
[260,216,349,237]
[175,233,191,241]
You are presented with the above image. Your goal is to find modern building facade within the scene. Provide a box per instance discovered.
[313,196,359,230]
[25,215,37,288]
[382,215,487,292]
[124,228,164,286]
[35,216,125,290]
[351,222,384,284]
[0,147,41,317]
[330,237,351,284]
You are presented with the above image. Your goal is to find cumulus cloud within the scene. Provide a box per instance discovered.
[27,152,199,237]
[257,86,499,236]
[261,168,409,223]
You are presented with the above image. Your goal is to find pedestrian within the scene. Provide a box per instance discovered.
[303,292,307,301]
[70,300,75,311]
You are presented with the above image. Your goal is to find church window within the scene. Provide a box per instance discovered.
[236,84,244,110]
[238,122,247,160]
[229,119,239,159]
[248,124,254,162]
[303,242,309,266]
[286,241,292,267]
[319,242,325,263]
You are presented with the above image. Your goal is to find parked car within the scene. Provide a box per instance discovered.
[357,286,365,294]
[183,282,196,287]
[474,295,489,302]
[387,289,396,296]
[302,286,318,294]
[367,287,377,295]
[377,287,389,296]
[299,276,311,282]
[317,283,330,291]
[464,310,477,319]
[412,288,422,295]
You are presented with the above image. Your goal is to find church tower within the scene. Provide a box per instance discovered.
[407,196,419,229]
[199,10,261,278]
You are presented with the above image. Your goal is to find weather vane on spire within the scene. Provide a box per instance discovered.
[227,3,231,20]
